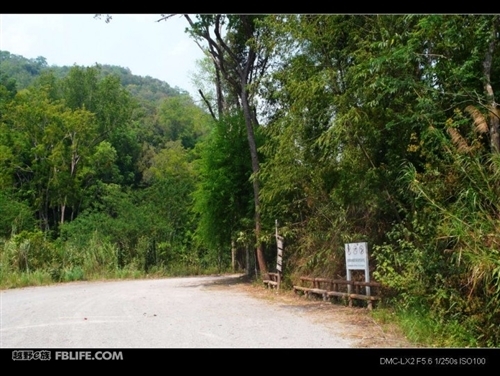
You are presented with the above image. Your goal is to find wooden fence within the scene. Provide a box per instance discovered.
[293,276,381,310]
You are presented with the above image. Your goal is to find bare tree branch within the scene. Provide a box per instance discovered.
[198,89,217,121]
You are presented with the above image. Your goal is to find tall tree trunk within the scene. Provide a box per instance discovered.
[246,243,251,276]
[231,239,236,272]
[60,199,66,226]
[241,82,267,277]
[214,61,224,117]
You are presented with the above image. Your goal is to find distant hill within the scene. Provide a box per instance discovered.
[0,50,187,103]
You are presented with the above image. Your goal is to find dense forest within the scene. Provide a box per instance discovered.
[2,14,500,347]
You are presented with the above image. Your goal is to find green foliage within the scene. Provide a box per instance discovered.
[61,65,141,186]
[98,63,187,102]
[380,137,500,346]
[0,191,35,237]
[0,49,222,288]
[0,70,17,108]
[192,113,254,261]
[1,84,102,230]
[257,15,500,346]
[0,50,186,100]
[0,51,47,89]
[2,230,58,272]
[155,95,210,149]
[1,70,198,273]
[0,270,53,289]
[3,16,500,347]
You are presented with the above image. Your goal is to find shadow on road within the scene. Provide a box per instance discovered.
[179,273,254,289]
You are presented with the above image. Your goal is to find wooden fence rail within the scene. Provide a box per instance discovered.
[263,272,280,289]
[293,276,381,309]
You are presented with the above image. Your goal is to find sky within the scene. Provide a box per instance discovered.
[0,14,207,98]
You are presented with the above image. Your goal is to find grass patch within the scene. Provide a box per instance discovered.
[0,270,53,289]
[370,306,480,347]
[0,262,229,289]
[61,266,85,282]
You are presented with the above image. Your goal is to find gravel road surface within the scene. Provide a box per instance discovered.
[1,274,359,348]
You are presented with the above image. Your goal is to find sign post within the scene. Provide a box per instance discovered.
[275,220,283,290]
[345,242,370,297]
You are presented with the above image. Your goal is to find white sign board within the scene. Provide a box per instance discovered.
[345,242,370,296]
[345,242,368,270]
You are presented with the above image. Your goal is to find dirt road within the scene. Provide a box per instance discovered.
[0,274,412,348]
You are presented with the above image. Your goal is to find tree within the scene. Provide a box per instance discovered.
[159,14,271,275]
[2,85,98,230]
[155,94,210,149]
[61,65,140,186]
[192,113,254,271]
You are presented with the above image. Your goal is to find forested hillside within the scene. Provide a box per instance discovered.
[2,14,500,347]
[0,50,217,280]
